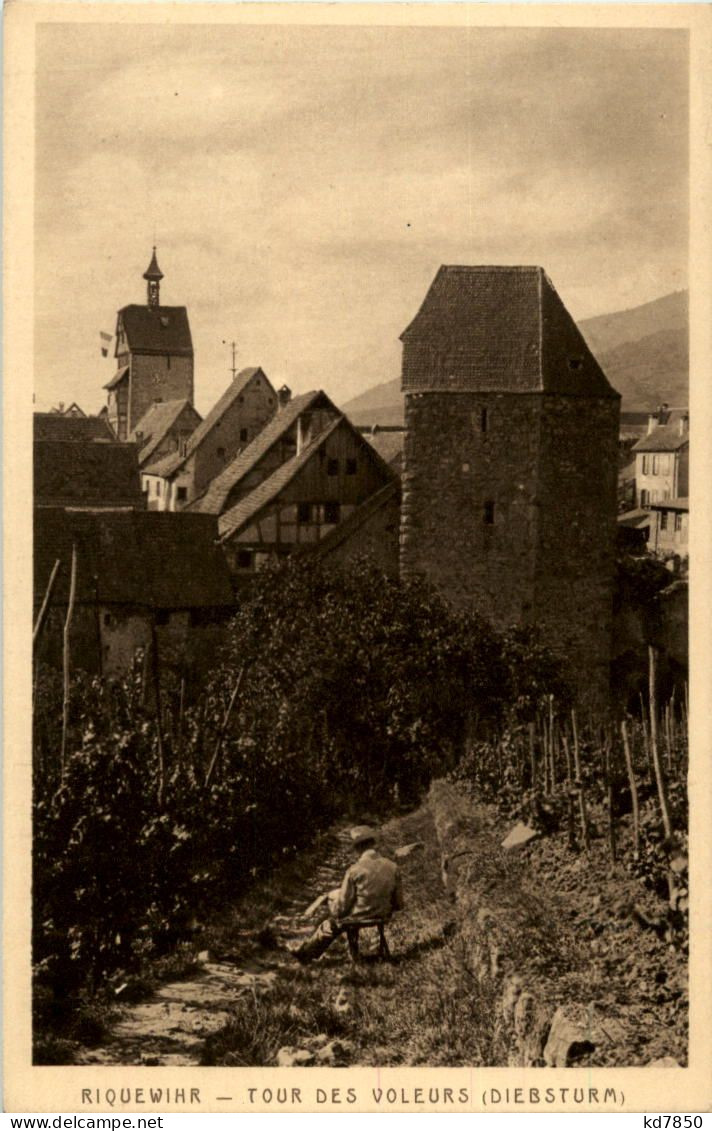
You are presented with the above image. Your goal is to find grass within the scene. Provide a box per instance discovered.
[202,805,500,1067]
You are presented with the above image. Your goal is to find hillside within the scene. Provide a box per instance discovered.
[342,290,689,425]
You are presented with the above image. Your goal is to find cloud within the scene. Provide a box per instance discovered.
[34,23,688,412]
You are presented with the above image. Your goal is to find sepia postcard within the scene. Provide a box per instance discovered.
[4,1,712,1115]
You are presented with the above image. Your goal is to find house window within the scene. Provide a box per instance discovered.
[240,429,248,442]
[237,549,254,570]
[176,486,187,503]
[327,458,339,476]
[652,455,659,475]
[217,446,226,461]
[640,489,650,506]
[642,455,649,475]
[483,500,495,525]
[103,612,113,626]
[480,408,489,433]
[297,502,311,523]
[346,458,357,475]
[155,610,170,626]
[324,501,340,524]
[674,513,683,532]
[660,511,668,531]
[156,481,161,497]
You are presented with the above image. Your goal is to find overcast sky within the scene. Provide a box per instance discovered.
[35,23,688,415]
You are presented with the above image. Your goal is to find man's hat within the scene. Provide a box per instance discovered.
[350,825,377,847]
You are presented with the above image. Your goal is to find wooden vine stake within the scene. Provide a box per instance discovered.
[562,733,576,851]
[621,718,640,858]
[60,544,78,777]
[648,645,673,843]
[33,558,61,653]
[205,665,247,789]
[603,730,617,864]
[528,721,536,792]
[571,708,590,851]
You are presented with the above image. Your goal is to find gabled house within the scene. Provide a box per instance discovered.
[633,408,689,507]
[104,250,194,440]
[217,414,398,578]
[34,510,234,677]
[34,439,144,510]
[188,389,340,516]
[129,398,203,470]
[142,367,278,510]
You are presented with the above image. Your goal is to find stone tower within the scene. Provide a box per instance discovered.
[399,265,620,704]
[104,249,194,440]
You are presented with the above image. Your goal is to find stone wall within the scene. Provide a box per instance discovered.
[130,354,194,435]
[400,391,618,704]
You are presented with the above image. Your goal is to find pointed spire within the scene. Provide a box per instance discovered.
[143,247,163,308]
[143,247,164,281]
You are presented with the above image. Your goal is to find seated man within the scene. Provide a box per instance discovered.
[292,825,403,964]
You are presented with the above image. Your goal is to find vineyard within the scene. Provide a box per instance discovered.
[32,557,688,1062]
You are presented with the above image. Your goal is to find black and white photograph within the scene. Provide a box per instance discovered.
[4,2,711,1114]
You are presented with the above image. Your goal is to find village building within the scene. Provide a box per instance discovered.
[34,439,144,510]
[129,398,203,470]
[141,367,278,510]
[632,407,689,507]
[189,388,340,516]
[103,250,194,440]
[648,498,689,560]
[399,264,620,704]
[34,509,234,678]
[217,413,399,579]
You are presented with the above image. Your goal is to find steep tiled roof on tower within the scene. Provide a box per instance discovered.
[401,265,617,398]
[118,305,193,355]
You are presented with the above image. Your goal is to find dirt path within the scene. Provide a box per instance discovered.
[75,816,420,1066]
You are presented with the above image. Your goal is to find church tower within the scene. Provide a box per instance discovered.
[399,265,620,705]
[105,250,194,440]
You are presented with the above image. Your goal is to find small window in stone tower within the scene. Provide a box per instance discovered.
[568,357,583,371]
[480,408,488,433]
[483,500,495,525]
[240,429,248,442]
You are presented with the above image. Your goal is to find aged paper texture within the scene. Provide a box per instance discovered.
[4,1,712,1114]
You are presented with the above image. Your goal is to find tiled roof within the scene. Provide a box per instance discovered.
[34,413,114,443]
[218,417,343,541]
[104,365,129,390]
[119,304,193,355]
[649,498,689,512]
[34,440,143,508]
[617,508,652,529]
[401,265,617,398]
[129,399,202,466]
[34,509,234,609]
[633,414,689,452]
[363,430,405,470]
[145,367,272,479]
[189,390,327,513]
